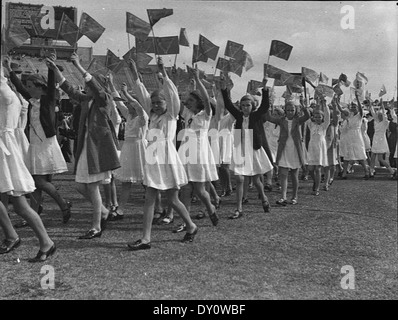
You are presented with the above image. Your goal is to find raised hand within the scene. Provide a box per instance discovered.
[219,72,227,90]
[121,82,128,94]
[45,57,57,70]
[70,52,80,66]
[3,56,11,72]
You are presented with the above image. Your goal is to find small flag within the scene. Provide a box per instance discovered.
[287,84,303,94]
[315,84,335,98]
[126,12,151,41]
[333,84,344,96]
[353,72,367,101]
[136,36,179,55]
[332,78,339,86]
[106,49,122,73]
[224,40,244,60]
[6,18,30,49]
[192,44,208,64]
[319,72,329,84]
[379,84,387,97]
[247,80,263,95]
[179,28,189,47]
[302,67,319,87]
[87,57,108,76]
[198,34,219,61]
[79,12,105,43]
[269,40,293,61]
[147,8,173,27]
[264,64,291,84]
[338,73,351,87]
[123,47,153,69]
[59,13,81,46]
[215,57,230,73]
[30,13,49,36]
[239,50,253,71]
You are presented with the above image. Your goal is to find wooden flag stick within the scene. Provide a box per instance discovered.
[174,53,178,67]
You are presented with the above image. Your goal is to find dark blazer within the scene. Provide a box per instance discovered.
[221,88,273,162]
[264,108,310,167]
[10,69,56,139]
[60,76,120,175]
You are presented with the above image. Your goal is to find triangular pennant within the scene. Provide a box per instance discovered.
[192,44,208,64]
[147,8,173,27]
[198,34,219,61]
[269,40,293,61]
[179,28,189,47]
[126,12,151,41]
[224,40,244,60]
[79,12,105,43]
[59,13,82,46]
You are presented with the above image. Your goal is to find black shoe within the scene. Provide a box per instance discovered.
[28,243,56,263]
[229,210,243,219]
[209,211,219,226]
[14,220,28,229]
[276,199,288,206]
[127,239,151,251]
[78,229,102,240]
[225,190,232,197]
[0,238,21,254]
[62,201,72,224]
[264,184,273,192]
[181,226,198,243]
[107,207,124,221]
[242,198,249,205]
[152,209,166,225]
[172,223,186,233]
[262,200,271,213]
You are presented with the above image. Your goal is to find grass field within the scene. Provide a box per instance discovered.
[1,163,397,300]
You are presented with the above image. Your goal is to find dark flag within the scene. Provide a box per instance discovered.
[192,44,208,64]
[126,12,151,41]
[224,40,244,60]
[179,28,189,47]
[6,18,30,49]
[59,13,82,46]
[79,12,105,43]
[198,34,219,61]
[106,49,122,73]
[136,36,179,55]
[123,47,153,69]
[269,40,293,60]
[216,57,230,73]
[147,8,173,27]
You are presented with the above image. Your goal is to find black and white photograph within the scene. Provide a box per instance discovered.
[0,0,397,306]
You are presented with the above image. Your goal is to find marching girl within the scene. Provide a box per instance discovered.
[323,100,339,190]
[368,99,396,178]
[361,108,372,166]
[5,56,72,223]
[127,57,198,250]
[178,67,220,227]
[48,53,121,239]
[306,95,331,195]
[338,93,371,179]
[387,103,398,179]
[0,62,55,262]
[220,74,273,218]
[110,74,149,219]
[265,96,310,205]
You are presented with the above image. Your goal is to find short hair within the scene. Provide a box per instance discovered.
[240,94,256,108]
[189,90,205,110]
[26,73,47,90]
[150,89,166,101]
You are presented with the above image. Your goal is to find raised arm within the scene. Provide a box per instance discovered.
[355,91,363,117]
[120,83,145,118]
[386,101,397,123]
[320,96,330,128]
[253,88,271,118]
[189,66,211,117]
[298,96,310,124]
[158,57,180,119]
[331,96,340,126]
[335,96,349,117]
[220,72,241,120]
[4,57,31,101]
[379,98,386,121]
[128,58,151,115]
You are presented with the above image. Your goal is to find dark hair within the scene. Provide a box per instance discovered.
[26,74,47,91]
[189,90,205,111]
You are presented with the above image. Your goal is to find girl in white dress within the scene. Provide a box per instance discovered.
[127,58,198,250]
[111,81,148,219]
[0,62,55,262]
[220,75,273,218]
[324,101,339,190]
[178,69,219,227]
[6,56,71,223]
[337,93,370,179]
[306,96,331,195]
[388,103,398,179]
[368,99,396,177]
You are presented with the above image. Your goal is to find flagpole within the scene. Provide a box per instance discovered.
[174,53,178,67]
[127,33,131,50]
[150,27,159,63]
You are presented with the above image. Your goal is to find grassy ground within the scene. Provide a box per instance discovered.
[1,163,397,300]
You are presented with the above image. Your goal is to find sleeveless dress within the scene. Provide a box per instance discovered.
[344,113,366,161]
[371,117,389,154]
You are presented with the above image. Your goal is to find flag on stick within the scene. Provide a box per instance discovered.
[30,13,49,36]
[136,36,179,55]
[7,18,30,49]
[79,12,105,43]
[319,72,329,84]
[126,12,151,41]
[238,50,254,71]
[198,34,219,61]
[332,78,339,86]
[229,59,243,77]
[216,57,230,73]
[247,80,263,95]
[179,28,189,47]
[333,84,344,96]
[147,8,173,27]
[224,40,244,60]
[338,73,351,87]
[302,67,319,87]
[315,84,335,98]
[59,13,81,46]
[123,47,153,69]
[379,84,387,97]
[353,72,368,101]
[269,40,293,60]
[264,64,292,84]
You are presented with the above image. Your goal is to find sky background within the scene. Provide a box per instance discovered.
[3,0,397,102]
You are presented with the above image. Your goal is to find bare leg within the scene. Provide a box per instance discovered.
[290,168,299,199]
[76,183,109,219]
[253,174,268,202]
[141,187,158,244]
[193,182,216,216]
[279,167,289,200]
[166,189,196,233]
[235,175,244,212]
[0,199,18,240]
[33,175,68,211]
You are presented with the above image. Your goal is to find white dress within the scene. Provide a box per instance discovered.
[263,121,280,163]
[231,116,273,176]
[75,101,111,184]
[344,113,367,161]
[371,118,389,154]
[278,120,301,169]
[114,104,148,183]
[178,108,219,182]
[338,120,349,158]
[218,113,235,164]
[0,66,36,196]
[14,92,29,163]
[27,99,67,175]
[306,116,329,167]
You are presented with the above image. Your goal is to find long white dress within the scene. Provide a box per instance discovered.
[231,116,273,176]
[179,107,219,182]
[371,116,389,154]
[0,66,36,196]
[344,113,367,161]
[263,121,280,163]
[27,99,67,175]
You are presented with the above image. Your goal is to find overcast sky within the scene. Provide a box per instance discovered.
[3,0,397,102]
